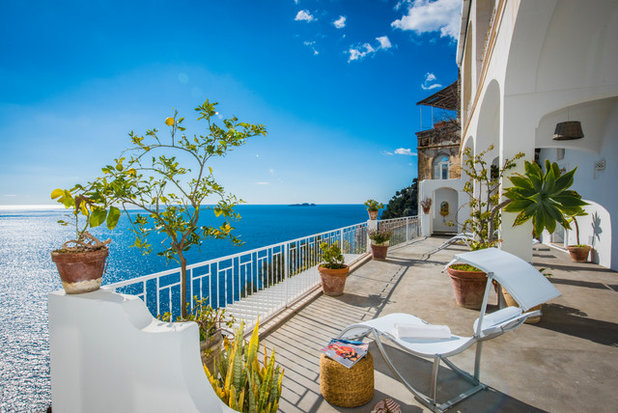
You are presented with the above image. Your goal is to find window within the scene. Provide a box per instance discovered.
[433,155,450,180]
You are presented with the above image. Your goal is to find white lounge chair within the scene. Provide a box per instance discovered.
[337,248,561,412]
[424,232,476,258]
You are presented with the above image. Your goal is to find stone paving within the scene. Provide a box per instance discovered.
[260,237,618,413]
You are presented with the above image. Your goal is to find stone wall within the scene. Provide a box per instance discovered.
[416,121,461,181]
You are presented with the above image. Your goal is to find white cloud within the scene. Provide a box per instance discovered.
[391,0,461,41]
[382,150,394,156]
[333,16,346,29]
[303,40,319,55]
[294,0,299,4]
[295,10,315,22]
[348,36,391,62]
[256,181,270,185]
[394,148,417,156]
[421,72,442,90]
[376,36,392,49]
[4,194,17,197]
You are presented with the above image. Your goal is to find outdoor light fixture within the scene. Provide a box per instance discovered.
[553,121,584,141]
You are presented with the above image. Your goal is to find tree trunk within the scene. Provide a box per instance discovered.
[179,251,188,318]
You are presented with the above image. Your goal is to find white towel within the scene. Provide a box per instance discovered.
[395,323,451,339]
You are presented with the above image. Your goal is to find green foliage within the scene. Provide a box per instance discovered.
[319,242,346,269]
[381,179,418,219]
[364,199,384,211]
[449,263,482,272]
[205,320,283,413]
[503,160,587,238]
[461,145,524,249]
[50,187,119,250]
[158,296,236,342]
[86,99,266,316]
[369,229,392,245]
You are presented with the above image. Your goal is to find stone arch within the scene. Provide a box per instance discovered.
[476,79,501,160]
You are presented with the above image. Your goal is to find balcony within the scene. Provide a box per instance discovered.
[49,232,617,412]
[260,237,618,412]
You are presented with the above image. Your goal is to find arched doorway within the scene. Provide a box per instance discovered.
[433,187,458,234]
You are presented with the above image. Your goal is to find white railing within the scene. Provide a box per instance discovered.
[105,221,369,328]
[377,215,419,247]
[105,216,419,330]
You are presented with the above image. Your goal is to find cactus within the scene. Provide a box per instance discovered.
[205,319,283,413]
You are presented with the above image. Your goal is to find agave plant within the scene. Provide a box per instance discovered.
[501,160,588,237]
[204,319,283,413]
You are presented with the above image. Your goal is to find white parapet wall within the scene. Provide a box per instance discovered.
[48,289,236,413]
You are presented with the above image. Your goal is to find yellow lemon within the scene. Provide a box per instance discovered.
[165,117,175,126]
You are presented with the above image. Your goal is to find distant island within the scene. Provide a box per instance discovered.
[289,203,317,207]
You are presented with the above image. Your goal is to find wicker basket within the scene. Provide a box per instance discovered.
[320,352,374,407]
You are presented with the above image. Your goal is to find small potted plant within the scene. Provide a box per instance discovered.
[566,209,591,262]
[364,199,384,220]
[369,229,392,260]
[317,242,349,296]
[50,187,120,294]
[159,296,235,373]
[420,198,432,214]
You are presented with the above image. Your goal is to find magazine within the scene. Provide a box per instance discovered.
[320,338,369,368]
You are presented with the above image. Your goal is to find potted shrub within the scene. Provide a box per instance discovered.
[205,319,283,412]
[364,199,384,220]
[159,296,235,373]
[317,242,349,296]
[420,198,432,214]
[446,145,523,309]
[369,229,392,260]
[566,210,591,262]
[50,188,120,294]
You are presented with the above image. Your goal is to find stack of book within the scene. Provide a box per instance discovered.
[320,338,368,368]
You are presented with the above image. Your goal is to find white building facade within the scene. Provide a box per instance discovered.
[458,0,618,268]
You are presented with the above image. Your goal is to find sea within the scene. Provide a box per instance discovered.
[0,204,368,412]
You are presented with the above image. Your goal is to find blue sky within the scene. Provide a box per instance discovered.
[0,0,460,206]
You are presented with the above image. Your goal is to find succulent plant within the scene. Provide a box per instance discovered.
[204,319,283,412]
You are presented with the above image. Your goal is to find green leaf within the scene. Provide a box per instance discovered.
[107,206,121,229]
[90,208,108,228]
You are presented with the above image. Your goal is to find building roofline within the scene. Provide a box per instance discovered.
[456,0,472,66]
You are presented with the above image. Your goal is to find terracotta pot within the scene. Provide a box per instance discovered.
[422,206,431,214]
[367,209,378,220]
[51,247,109,294]
[318,265,349,296]
[567,245,591,263]
[446,266,487,309]
[370,242,389,260]
[200,331,223,373]
[502,288,541,324]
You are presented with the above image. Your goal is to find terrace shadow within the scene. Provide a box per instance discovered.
[533,303,618,346]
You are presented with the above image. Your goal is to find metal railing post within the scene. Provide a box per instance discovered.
[340,229,344,253]
[406,216,409,242]
[284,243,289,307]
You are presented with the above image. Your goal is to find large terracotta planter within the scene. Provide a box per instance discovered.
[201,331,223,373]
[502,288,542,324]
[446,266,487,309]
[370,242,389,260]
[51,247,109,294]
[567,245,591,263]
[367,209,378,220]
[318,265,349,296]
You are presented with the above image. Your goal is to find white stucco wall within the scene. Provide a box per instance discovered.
[48,289,235,413]
[459,0,618,263]
[418,178,468,236]
[537,99,618,269]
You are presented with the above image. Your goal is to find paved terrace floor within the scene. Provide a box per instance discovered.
[260,237,618,413]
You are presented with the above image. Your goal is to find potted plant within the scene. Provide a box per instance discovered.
[369,229,392,260]
[566,209,591,262]
[159,296,235,373]
[205,319,283,412]
[50,188,120,294]
[364,199,384,220]
[317,242,349,296]
[446,145,524,309]
[420,198,432,214]
[86,100,266,317]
